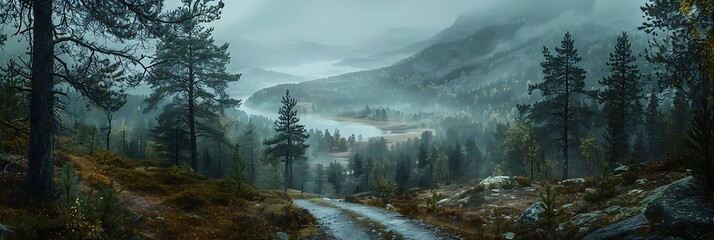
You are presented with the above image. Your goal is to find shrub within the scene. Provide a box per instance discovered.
[344,195,363,204]
[472,184,486,193]
[500,177,516,190]
[620,168,639,186]
[513,176,532,187]
[372,178,397,204]
[585,166,619,202]
[262,203,316,231]
[425,191,444,213]
[539,184,562,238]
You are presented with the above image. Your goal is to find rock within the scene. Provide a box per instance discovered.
[517,201,546,224]
[644,176,714,238]
[635,179,647,186]
[503,232,515,240]
[276,232,289,240]
[385,203,396,211]
[436,198,451,207]
[583,214,649,240]
[570,212,605,226]
[0,224,13,240]
[613,165,629,174]
[560,178,585,186]
[479,176,510,188]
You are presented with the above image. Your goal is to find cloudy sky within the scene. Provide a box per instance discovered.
[171,0,647,48]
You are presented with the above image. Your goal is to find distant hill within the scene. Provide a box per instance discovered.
[247,18,651,125]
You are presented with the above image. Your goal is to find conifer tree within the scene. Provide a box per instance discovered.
[1,0,178,199]
[526,32,589,178]
[264,90,310,193]
[599,32,642,163]
[145,0,240,171]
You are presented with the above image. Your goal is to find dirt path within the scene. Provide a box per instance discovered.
[294,200,372,240]
[295,198,455,240]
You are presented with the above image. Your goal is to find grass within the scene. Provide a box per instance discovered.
[0,147,320,239]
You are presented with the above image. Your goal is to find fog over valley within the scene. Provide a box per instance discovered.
[2,0,714,239]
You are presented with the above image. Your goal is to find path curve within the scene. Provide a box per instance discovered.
[293,199,372,240]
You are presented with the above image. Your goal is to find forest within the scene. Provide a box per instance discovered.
[0,0,713,239]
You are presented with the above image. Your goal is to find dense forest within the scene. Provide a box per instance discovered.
[0,0,713,239]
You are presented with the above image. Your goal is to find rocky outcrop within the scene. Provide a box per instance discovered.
[517,201,545,224]
[582,214,648,240]
[478,176,510,188]
[644,176,714,239]
[581,176,714,239]
[560,178,585,186]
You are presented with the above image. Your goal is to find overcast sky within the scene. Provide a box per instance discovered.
[164,0,647,48]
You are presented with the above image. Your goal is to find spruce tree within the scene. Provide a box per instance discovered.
[599,32,642,163]
[645,88,664,158]
[263,90,310,193]
[145,0,240,171]
[527,32,589,178]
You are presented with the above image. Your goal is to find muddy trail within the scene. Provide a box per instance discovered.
[294,198,458,240]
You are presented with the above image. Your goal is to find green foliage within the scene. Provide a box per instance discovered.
[145,0,239,170]
[526,31,590,179]
[513,176,532,187]
[59,162,80,217]
[231,142,246,191]
[599,32,642,164]
[585,163,619,202]
[425,190,445,213]
[539,184,562,238]
[503,120,541,178]
[372,178,397,204]
[263,90,310,193]
[684,100,714,191]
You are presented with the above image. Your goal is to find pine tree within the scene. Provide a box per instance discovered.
[645,88,664,158]
[599,32,642,163]
[1,0,177,198]
[232,143,246,191]
[239,120,262,184]
[526,32,589,179]
[263,90,310,193]
[448,143,462,178]
[315,164,325,194]
[145,0,240,171]
[684,99,714,191]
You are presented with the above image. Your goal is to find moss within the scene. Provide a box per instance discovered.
[513,176,533,187]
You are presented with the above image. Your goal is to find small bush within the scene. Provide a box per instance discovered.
[90,151,135,169]
[539,184,562,238]
[500,178,516,190]
[425,191,444,213]
[372,178,397,204]
[472,184,486,193]
[262,204,316,231]
[166,189,208,210]
[513,176,532,187]
[620,169,639,186]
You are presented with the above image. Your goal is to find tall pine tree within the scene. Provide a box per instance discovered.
[145,0,240,171]
[599,32,643,163]
[1,0,176,199]
[263,90,310,193]
[527,32,588,179]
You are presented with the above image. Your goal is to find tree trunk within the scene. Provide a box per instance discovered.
[105,112,112,151]
[26,0,55,200]
[188,68,197,171]
[217,141,222,177]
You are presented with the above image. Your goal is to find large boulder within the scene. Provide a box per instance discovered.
[479,176,510,188]
[613,165,629,175]
[517,201,546,224]
[582,214,649,240]
[644,176,714,238]
[560,178,585,186]
[0,224,13,240]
